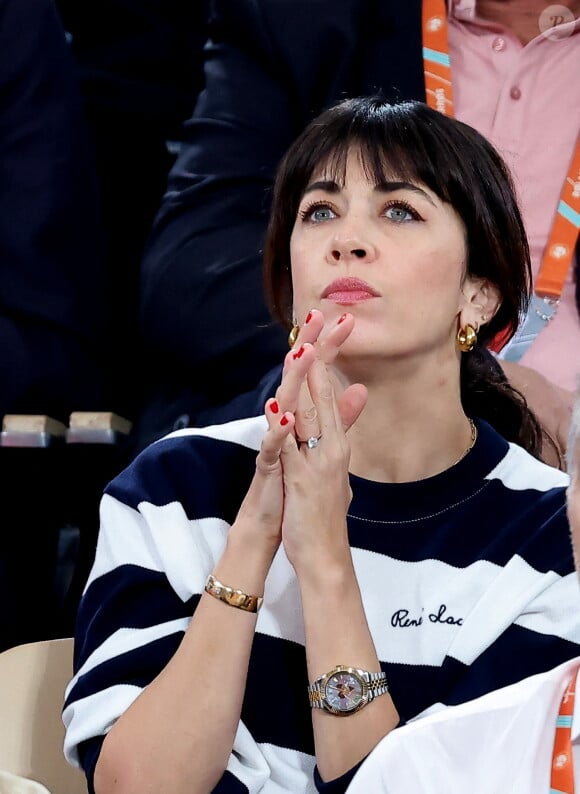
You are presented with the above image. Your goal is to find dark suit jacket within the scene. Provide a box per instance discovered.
[135,0,579,452]
[0,0,109,422]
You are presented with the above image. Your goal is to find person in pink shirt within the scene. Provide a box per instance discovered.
[448,0,579,461]
[136,0,579,469]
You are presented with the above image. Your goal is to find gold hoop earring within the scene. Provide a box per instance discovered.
[288,325,300,348]
[456,323,478,352]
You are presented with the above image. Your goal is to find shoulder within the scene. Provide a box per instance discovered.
[105,415,266,510]
[487,440,569,493]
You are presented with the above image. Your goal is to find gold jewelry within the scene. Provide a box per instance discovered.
[288,325,300,348]
[347,418,479,525]
[456,323,478,352]
[204,574,263,613]
[450,417,477,467]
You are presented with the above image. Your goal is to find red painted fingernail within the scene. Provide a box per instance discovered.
[280,415,289,426]
[305,310,313,324]
[292,344,305,359]
[270,400,279,414]
[338,313,348,324]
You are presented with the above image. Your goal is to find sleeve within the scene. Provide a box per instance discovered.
[138,0,311,404]
[313,759,366,794]
[62,441,208,786]
[0,0,109,420]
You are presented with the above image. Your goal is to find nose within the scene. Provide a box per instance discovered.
[327,235,377,264]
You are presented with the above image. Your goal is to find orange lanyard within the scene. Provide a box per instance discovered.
[421,0,580,303]
[551,673,576,794]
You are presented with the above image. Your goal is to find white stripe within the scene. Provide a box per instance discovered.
[63,684,142,766]
[87,496,231,602]
[486,444,569,491]
[254,548,577,665]
[66,617,190,697]
[160,413,266,451]
[85,496,164,591]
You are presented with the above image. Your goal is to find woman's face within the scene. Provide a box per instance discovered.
[289,148,484,362]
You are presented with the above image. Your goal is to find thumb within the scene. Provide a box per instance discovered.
[337,383,368,432]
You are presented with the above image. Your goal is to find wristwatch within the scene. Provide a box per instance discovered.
[307,665,389,716]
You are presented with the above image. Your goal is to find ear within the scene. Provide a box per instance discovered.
[459,277,502,329]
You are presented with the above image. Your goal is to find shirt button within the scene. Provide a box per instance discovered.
[510,85,522,100]
[492,36,506,52]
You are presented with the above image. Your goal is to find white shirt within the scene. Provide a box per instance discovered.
[346,657,580,794]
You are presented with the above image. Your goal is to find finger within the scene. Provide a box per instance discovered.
[285,309,325,361]
[256,399,296,471]
[306,358,341,438]
[339,384,368,431]
[290,312,355,438]
[294,383,321,445]
[306,361,368,437]
[274,342,317,417]
[315,312,355,365]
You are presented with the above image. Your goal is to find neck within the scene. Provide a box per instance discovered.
[476,0,580,44]
[339,360,474,483]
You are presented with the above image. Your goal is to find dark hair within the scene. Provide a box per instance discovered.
[263,96,545,457]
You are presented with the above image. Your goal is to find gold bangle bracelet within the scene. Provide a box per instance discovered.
[204,574,263,613]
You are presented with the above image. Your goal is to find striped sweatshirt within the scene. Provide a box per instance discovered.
[63,415,580,793]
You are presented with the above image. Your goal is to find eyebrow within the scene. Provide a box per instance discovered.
[303,179,437,207]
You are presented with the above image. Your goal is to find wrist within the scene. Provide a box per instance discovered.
[220,524,279,583]
[296,549,356,596]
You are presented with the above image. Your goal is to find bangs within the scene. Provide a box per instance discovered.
[288,100,458,208]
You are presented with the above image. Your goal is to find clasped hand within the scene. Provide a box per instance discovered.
[233,310,367,572]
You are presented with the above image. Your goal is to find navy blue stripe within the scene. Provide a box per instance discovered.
[244,634,312,754]
[73,565,195,670]
[67,631,185,709]
[439,623,580,709]
[348,486,570,572]
[212,771,250,793]
[107,434,256,524]
[388,624,580,724]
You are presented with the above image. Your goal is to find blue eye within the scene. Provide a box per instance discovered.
[384,203,418,222]
[312,206,335,221]
[299,203,337,222]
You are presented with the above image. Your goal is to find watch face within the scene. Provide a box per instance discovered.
[325,671,365,712]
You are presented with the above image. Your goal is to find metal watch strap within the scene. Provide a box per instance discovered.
[308,669,389,709]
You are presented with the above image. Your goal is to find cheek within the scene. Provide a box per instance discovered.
[416,229,467,292]
[289,237,313,310]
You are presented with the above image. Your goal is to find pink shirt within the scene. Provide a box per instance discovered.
[448,2,580,390]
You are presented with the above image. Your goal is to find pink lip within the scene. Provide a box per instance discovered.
[321,277,380,304]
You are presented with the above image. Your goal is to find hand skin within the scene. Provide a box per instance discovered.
[276,309,368,442]
[500,360,573,469]
[279,351,399,782]
[92,318,364,794]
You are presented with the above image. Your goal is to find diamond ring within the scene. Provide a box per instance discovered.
[300,434,322,449]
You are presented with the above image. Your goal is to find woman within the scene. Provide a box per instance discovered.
[63,97,577,794]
